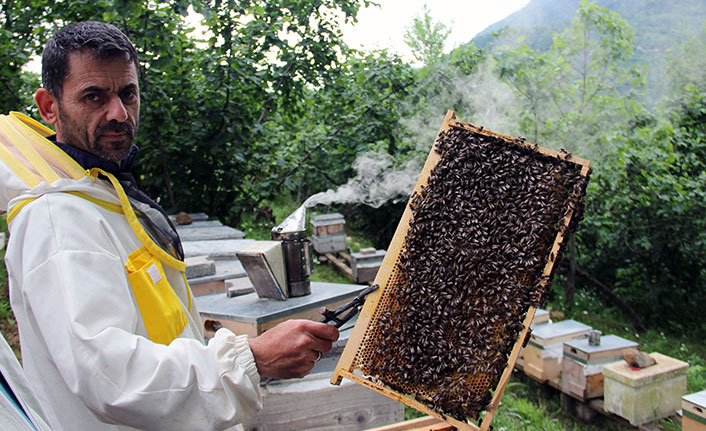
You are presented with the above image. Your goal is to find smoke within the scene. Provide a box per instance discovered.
[458,60,522,135]
[304,58,522,211]
[303,151,424,209]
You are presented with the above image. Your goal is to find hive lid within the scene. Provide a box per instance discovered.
[683,390,706,408]
[351,249,387,261]
[530,319,592,346]
[564,334,638,354]
[310,213,345,226]
[532,308,550,326]
[602,352,689,388]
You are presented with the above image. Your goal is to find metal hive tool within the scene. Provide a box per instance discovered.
[331,111,591,431]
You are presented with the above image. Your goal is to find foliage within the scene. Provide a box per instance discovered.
[403,4,450,66]
[496,0,646,158]
[473,0,706,105]
[496,44,561,143]
[662,25,706,105]
[341,200,406,250]
[490,1,706,336]
[0,0,53,113]
[2,0,705,347]
[576,44,706,336]
[263,50,415,205]
[0,0,421,226]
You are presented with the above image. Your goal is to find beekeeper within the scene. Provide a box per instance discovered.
[0,21,338,431]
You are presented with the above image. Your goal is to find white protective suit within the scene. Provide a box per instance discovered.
[0,112,262,430]
[0,333,53,431]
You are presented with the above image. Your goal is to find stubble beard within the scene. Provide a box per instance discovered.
[58,108,138,164]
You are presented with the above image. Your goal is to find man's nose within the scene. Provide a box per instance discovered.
[105,95,128,123]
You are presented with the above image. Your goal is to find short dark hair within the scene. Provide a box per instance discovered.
[42,21,139,99]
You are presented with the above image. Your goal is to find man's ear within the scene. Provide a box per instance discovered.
[34,88,59,126]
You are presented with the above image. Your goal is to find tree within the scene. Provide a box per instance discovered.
[496,44,561,144]
[549,0,646,159]
[496,1,646,158]
[0,0,54,113]
[564,8,706,336]
[403,4,450,66]
[1,0,380,221]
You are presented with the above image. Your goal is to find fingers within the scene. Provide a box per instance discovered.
[305,321,340,342]
[291,320,338,353]
[248,319,340,379]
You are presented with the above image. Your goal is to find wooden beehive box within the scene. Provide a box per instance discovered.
[523,319,592,383]
[683,391,706,431]
[311,213,347,254]
[532,308,550,326]
[331,111,591,431]
[351,249,387,284]
[516,308,551,368]
[561,334,638,401]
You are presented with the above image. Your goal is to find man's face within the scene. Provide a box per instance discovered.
[55,50,140,164]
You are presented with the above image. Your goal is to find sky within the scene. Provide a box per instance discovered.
[341,0,531,64]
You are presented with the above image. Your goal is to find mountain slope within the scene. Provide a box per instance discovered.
[470,0,706,103]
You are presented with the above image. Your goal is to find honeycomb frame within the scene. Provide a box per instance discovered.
[331,110,591,431]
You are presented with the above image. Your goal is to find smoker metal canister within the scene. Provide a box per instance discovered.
[271,229,314,297]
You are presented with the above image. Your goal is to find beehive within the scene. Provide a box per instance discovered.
[523,319,592,383]
[351,249,386,284]
[561,334,638,401]
[603,352,688,426]
[683,390,706,431]
[331,111,591,430]
[531,308,551,327]
[311,213,347,254]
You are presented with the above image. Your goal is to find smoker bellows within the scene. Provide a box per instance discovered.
[331,110,591,431]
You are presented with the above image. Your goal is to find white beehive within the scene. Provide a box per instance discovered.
[523,319,592,382]
[683,390,706,431]
[310,213,347,254]
[561,334,638,401]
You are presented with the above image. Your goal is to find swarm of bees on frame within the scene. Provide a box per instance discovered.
[361,124,590,423]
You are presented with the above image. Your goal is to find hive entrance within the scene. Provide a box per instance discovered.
[332,111,591,431]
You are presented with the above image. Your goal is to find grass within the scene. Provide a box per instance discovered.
[491,375,632,431]
[403,373,635,430]
[310,259,352,285]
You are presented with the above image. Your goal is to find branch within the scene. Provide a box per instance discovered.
[558,264,647,333]
[256,62,293,124]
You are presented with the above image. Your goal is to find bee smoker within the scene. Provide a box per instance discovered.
[271,205,314,297]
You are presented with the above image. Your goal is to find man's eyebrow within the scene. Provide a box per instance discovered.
[79,85,108,94]
[120,83,138,92]
[79,83,138,94]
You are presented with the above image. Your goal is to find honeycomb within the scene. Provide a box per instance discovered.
[345,117,590,424]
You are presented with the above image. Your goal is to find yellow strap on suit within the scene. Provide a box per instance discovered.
[0,112,193,344]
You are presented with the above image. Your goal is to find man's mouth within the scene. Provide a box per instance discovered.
[101,132,126,138]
